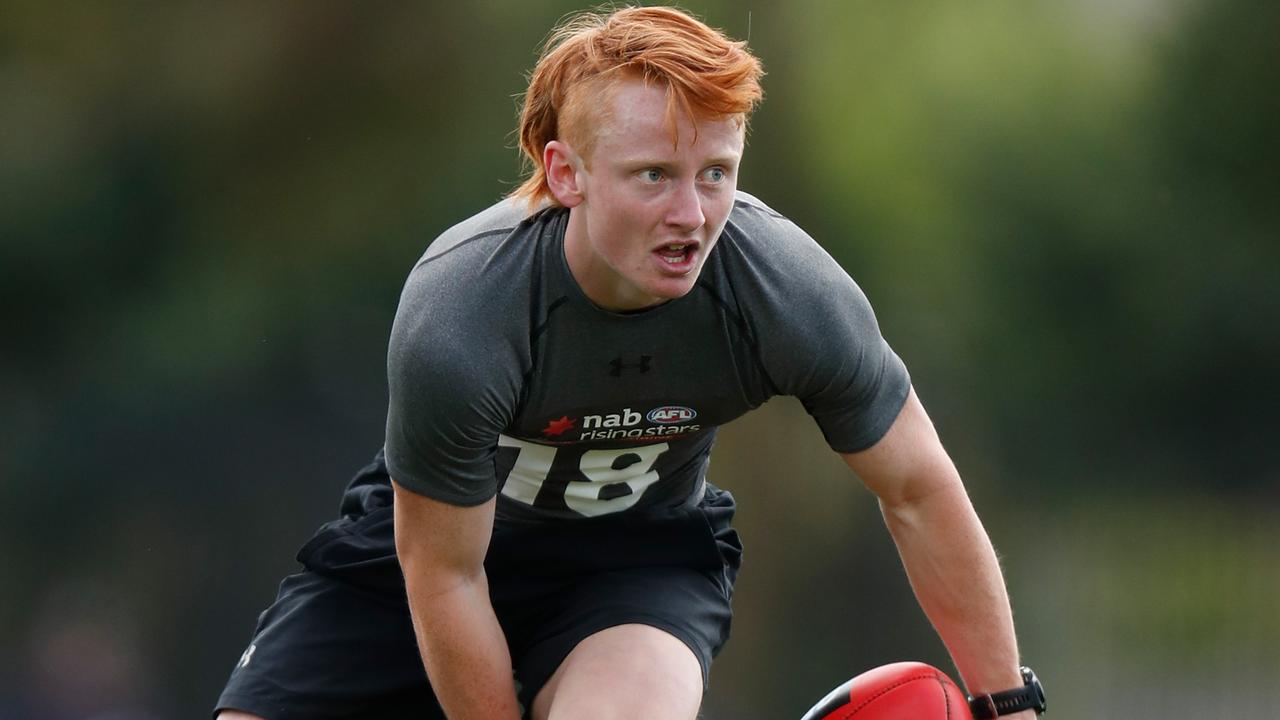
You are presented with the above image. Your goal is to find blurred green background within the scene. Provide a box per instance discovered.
[2,1,1277,718]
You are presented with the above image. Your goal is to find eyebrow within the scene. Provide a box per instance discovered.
[622,155,740,168]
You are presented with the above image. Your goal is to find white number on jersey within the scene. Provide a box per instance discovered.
[497,435,669,517]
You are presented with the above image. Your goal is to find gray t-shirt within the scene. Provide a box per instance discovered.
[384,192,910,523]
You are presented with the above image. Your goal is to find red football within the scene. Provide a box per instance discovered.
[800,662,973,720]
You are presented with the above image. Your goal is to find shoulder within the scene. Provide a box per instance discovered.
[416,197,548,273]
[725,190,796,242]
[714,190,855,299]
[391,199,558,381]
[708,190,886,361]
[399,199,562,317]
[721,191,840,274]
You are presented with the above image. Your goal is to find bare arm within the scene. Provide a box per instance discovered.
[841,388,1034,720]
[392,480,522,720]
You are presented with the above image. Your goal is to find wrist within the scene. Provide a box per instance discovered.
[412,584,520,718]
[967,666,1046,718]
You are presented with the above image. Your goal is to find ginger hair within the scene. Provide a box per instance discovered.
[511,6,764,208]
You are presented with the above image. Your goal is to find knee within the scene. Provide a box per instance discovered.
[534,624,703,720]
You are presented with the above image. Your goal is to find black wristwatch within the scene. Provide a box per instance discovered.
[967,666,1046,718]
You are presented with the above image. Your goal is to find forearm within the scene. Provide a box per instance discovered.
[404,570,522,720]
[844,390,1035,717]
[880,479,1031,716]
[391,485,519,719]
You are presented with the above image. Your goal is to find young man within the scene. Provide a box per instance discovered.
[216,7,1040,720]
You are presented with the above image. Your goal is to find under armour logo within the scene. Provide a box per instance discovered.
[609,355,651,377]
[238,644,256,669]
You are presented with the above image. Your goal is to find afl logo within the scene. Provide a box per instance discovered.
[647,406,697,424]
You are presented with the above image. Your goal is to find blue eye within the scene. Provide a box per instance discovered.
[641,169,664,183]
[704,167,726,183]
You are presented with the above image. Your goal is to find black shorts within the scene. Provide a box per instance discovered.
[214,460,742,720]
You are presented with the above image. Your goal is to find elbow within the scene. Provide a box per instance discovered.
[391,480,492,598]
[876,471,973,541]
[396,538,487,604]
[878,464,964,514]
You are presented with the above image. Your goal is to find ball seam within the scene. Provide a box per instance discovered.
[835,672,946,719]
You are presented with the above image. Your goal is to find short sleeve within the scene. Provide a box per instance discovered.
[725,201,911,453]
[383,261,524,505]
[785,272,911,453]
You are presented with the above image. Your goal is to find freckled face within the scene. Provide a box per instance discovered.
[562,79,745,311]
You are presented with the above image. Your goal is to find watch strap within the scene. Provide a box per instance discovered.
[967,667,1046,717]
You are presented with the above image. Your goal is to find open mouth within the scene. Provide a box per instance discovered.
[655,242,696,265]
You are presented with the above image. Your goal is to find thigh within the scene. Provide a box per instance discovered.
[531,624,703,720]
[491,484,742,712]
[214,569,443,720]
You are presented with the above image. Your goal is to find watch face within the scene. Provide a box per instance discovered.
[1020,666,1047,712]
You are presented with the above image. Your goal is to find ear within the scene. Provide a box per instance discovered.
[544,140,585,208]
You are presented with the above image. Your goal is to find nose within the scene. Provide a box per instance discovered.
[665,180,705,233]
